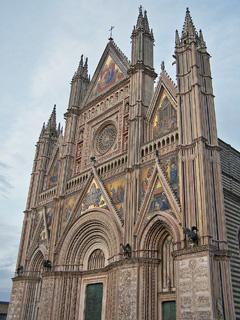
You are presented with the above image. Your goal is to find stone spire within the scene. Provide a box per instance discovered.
[133,5,153,38]
[68,55,90,109]
[73,55,85,80]
[182,7,197,38]
[45,104,57,135]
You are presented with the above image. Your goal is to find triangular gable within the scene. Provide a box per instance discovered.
[78,178,108,215]
[59,167,123,235]
[134,161,181,235]
[84,41,130,105]
[55,166,123,251]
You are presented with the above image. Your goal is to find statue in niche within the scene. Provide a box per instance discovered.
[77,145,82,157]
[79,130,84,140]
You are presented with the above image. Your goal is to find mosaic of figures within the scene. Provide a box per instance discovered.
[39,223,47,246]
[160,154,179,198]
[106,178,125,215]
[153,95,177,139]
[37,205,54,246]
[33,209,42,233]
[140,164,178,224]
[78,179,107,216]
[144,180,175,224]
[89,53,127,101]
[48,155,60,187]
[62,195,78,226]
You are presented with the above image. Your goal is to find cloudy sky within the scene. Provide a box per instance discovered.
[0,0,239,301]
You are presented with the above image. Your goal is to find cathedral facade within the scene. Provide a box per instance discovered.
[7,7,240,320]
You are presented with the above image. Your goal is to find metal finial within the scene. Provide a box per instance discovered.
[109,26,114,41]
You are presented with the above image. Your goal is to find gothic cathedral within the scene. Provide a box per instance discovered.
[7,7,240,320]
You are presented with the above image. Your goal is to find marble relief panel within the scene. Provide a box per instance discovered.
[178,256,212,320]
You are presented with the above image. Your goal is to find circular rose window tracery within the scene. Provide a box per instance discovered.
[95,123,117,154]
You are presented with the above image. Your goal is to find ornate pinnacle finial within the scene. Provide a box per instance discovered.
[161,61,165,71]
[136,5,144,29]
[83,57,88,78]
[175,30,180,46]
[143,10,150,32]
[46,104,57,134]
[182,7,197,38]
[199,29,206,48]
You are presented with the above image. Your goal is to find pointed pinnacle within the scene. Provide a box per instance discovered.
[83,57,88,78]
[136,5,144,29]
[74,55,84,78]
[199,29,206,47]
[182,7,197,37]
[46,104,57,132]
[144,10,150,33]
[40,122,46,137]
[175,30,180,46]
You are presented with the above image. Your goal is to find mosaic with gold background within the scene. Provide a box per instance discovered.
[78,179,107,216]
[63,195,78,226]
[105,178,125,215]
[89,53,126,101]
[48,154,60,187]
[153,94,177,139]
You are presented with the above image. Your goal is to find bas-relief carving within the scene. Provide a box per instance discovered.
[118,268,137,320]
[179,256,212,320]
[7,281,24,320]
[38,278,54,320]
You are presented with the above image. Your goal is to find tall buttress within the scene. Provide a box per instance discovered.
[175,9,234,318]
[175,8,226,245]
[128,6,157,166]
[18,106,60,268]
[59,56,90,193]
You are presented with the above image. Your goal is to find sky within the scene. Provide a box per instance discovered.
[0,0,239,302]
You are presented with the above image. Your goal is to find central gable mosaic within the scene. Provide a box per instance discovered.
[88,52,127,102]
[78,179,107,216]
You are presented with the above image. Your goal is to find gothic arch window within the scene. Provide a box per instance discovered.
[88,249,105,270]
